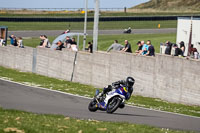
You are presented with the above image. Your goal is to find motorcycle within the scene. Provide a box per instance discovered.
[88,86,128,114]
[123,27,132,34]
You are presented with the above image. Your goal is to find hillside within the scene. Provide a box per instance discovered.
[132,0,200,11]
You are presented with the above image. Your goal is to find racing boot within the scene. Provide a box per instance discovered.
[119,102,125,109]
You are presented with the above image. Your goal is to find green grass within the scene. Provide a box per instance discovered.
[0,66,199,117]
[22,33,176,53]
[0,20,177,30]
[0,107,192,133]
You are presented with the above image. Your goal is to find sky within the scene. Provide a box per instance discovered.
[0,0,149,8]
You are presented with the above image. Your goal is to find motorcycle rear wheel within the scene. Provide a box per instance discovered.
[106,97,121,114]
[88,99,98,112]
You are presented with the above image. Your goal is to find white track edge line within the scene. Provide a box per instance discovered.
[0,77,199,119]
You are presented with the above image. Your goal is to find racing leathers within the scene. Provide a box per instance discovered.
[102,80,133,100]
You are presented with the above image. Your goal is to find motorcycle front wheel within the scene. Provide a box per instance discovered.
[88,99,98,112]
[106,96,121,114]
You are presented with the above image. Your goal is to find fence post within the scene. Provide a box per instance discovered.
[124,7,127,13]
[32,48,37,73]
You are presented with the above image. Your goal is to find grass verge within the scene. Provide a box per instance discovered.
[0,66,199,117]
[0,20,177,30]
[0,107,192,133]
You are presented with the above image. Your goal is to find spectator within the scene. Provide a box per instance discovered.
[64,36,72,48]
[190,44,199,59]
[135,41,142,54]
[41,35,51,48]
[165,41,172,55]
[71,45,78,52]
[121,40,132,53]
[173,44,183,56]
[144,40,155,56]
[9,35,15,45]
[9,35,17,46]
[71,38,77,45]
[0,36,4,46]
[86,42,93,53]
[13,36,18,46]
[17,37,24,48]
[55,40,65,51]
[39,35,44,46]
[140,40,149,55]
[107,40,124,52]
[179,41,185,56]
[70,38,78,52]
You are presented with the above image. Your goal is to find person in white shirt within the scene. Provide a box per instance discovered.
[0,36,4,46]
[40,35,51,48]
[17,37,24,48]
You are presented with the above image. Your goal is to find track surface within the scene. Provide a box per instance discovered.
[0,79,199,132]
[8,28,176,37]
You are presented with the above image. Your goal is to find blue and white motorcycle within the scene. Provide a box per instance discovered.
[88,86,129,113]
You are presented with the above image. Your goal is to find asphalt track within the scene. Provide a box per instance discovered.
[8,28,176,37]
[0,79,200,132]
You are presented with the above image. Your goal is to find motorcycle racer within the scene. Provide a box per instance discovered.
[99,77,135,101]
[88,77,135,113]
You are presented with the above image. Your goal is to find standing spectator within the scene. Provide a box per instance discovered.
[64,36,72,48]
[9,35,17,46]
[135,41,142,54]
[9,35,15,45]
[0,36,4,46]
[145,40,155,56]
[179,41,185,56]
[39,35,44,46]
[173,44,183,56]
[55,40,65,51]
[13,36,18,46]
[42,35,51,48]
[190,44,199,59]
[107,40,124,52]
[17,37,24,48]
[165,41,172,55]
[70,38,78,52]
[121,40,132,53]
[71,38,77,45]
[139,40,149,55]
[86,42,93,53]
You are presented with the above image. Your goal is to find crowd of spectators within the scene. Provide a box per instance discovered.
[51,35,93,53]
[107,39,155,57]
[162,40,199,59]
[135,40,155,56]
[3,34,199,60]
[7,35,24,48]
[0,34,25,48]
[54,36,78,52]
[38,35,77,51]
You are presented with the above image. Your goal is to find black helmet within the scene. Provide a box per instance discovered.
[126,77,135,88]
